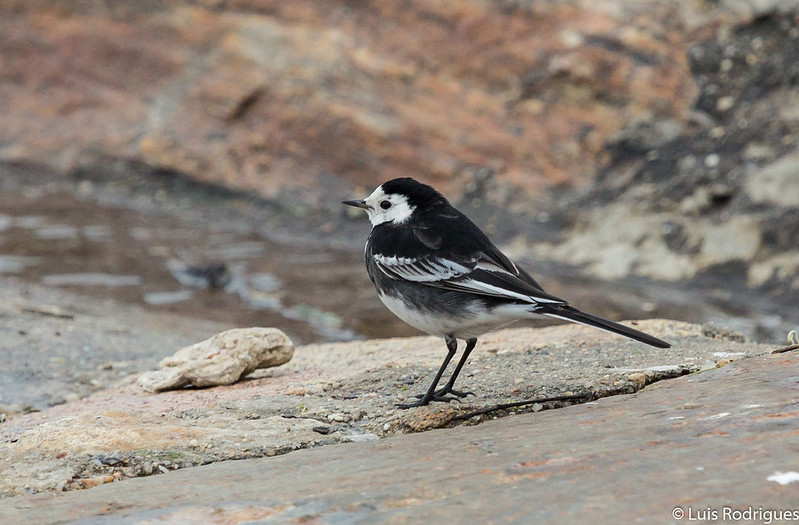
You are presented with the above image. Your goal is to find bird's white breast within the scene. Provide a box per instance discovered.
[377,291,538,339]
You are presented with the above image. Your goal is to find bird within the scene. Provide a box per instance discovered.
[343,177,670,409]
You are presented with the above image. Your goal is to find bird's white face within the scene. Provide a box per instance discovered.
[362,186,416,226]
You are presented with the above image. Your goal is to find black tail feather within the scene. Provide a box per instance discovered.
[540,305,671,348]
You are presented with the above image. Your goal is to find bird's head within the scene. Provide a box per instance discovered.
[343,177,446,226]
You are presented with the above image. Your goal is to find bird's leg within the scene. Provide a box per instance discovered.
[433,337,477,398]
[397,335,458,409]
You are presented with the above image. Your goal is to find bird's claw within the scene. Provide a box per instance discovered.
[400,390,473,408]
[436,388,475,399]
[414,387,475,399]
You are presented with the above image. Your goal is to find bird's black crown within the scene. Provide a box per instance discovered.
[381,177,447,209]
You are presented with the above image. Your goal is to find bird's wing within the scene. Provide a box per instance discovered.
[372,252,567,306]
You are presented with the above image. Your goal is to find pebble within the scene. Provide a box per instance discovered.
[327,413,347,422]
[704,153,720,168]
[627,373,647,387]
[79,475,115,489]
[709,126,725,138]
[716,96,735,112]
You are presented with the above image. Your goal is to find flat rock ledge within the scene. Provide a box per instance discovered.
[0,320,775,501]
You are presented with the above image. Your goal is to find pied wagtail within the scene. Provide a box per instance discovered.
[344,177,670,409]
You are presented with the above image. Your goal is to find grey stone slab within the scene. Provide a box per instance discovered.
[4,350,797,524]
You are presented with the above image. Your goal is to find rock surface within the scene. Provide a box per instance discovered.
[0,318,775,499]
[539,10,799,312]
[0,0,704,200]
[2,345,796,524]
[137,327,294,392]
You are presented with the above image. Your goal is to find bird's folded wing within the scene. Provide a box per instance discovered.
[372,253,566,305]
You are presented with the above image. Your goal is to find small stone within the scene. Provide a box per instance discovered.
[720,58,733,72]
[627,372,646,387]
[742,143,773,161]
[383,422,391,431]
[327,413,346,422]
[716,96,734,112]
[80,475,114,489]
[158,465,170,474]
[141,461,153,475]
[94,454,123,466]
[704,153,720,168]
[189,439,199,447]
[532,403,543,412]
[709,126,725,139]
[138,327,294,392]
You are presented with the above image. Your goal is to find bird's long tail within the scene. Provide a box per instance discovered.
[539,305,671,348]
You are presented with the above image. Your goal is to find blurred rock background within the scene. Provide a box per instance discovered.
[1,0,798,343]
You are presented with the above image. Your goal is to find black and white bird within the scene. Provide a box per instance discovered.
[344,177,670,409]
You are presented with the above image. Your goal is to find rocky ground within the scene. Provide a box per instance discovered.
[1,316,796,523]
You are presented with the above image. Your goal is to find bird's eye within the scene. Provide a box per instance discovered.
[380,200,392,210]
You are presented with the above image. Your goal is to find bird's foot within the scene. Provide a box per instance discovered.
[413,386,474,399]
[434,386,474,399]
[397,392,467,409]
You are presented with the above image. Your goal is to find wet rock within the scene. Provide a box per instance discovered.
[138,327,294,392]
[166,260,232,290]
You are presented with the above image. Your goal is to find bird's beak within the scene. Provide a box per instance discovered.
[342,199,370,210]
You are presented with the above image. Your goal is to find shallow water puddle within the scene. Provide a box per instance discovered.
[0,190,403,344]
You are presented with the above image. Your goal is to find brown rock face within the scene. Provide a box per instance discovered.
[1,0,704,201]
